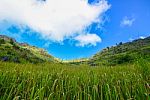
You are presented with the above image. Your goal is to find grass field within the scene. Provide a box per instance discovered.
[0,59,149,100]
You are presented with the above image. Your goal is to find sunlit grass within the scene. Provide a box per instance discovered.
[0,61,149,100]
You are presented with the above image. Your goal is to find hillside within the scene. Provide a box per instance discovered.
[0,35,58,63]
[1,35,150,65]
[88,36,150,66]
[0,35,150,100]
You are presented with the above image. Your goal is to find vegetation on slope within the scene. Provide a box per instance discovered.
[0,35,150,99]
[1,35,150,66]
[0,35,58,63]
[88,36,150,66]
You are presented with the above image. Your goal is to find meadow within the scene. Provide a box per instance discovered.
[0,59,149,100]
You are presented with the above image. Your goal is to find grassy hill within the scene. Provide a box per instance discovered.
[88,36,150,66]
[0,35,149,99]
[0,35,58,63]
[1,35,150,66]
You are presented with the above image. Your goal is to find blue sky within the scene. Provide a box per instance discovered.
[0,0,150,60]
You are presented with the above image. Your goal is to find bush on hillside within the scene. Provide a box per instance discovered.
[0,38,5,45]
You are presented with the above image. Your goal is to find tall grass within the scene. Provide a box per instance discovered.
[0,61,149,100]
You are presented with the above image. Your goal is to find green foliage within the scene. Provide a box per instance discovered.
[0,35,150,99]
[107,54,134,65]
[9,38,15,45]
[0,44,43,63]
[0,38,5,45]
[137,58,150,80]
[88,36,150,66]
[0,61,149,100]
[0,35,57,63]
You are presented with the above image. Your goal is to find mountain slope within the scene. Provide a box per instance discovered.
[88,36,150,66]
[1,35,150,65]
[0,35,58,63]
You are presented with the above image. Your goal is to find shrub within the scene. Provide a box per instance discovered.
[0,38,5,44]
[1,56,9,61]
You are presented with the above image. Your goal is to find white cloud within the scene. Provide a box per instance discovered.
[129,35,146,42]
[120,16,135,27]
[139,36,145,39]
[0,0,110,46]
[74,33,102,47]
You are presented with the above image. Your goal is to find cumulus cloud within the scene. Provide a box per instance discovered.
[120,16,135,27]
[0,0,110,46]
[74,33,102,47]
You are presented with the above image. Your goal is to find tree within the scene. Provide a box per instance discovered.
[10,38,15,45]
[107,47,109,50]
[119,42,123,45]
[0,39,5,44]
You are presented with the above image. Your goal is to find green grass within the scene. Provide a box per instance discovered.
[0,61,149,100]
[0,36,57,63]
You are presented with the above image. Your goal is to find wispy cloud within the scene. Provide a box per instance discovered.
[129,35,146,41]
[0,0,110,47]
[120,16,135,27]
[139,36,145,39]
[74,33,102,47]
